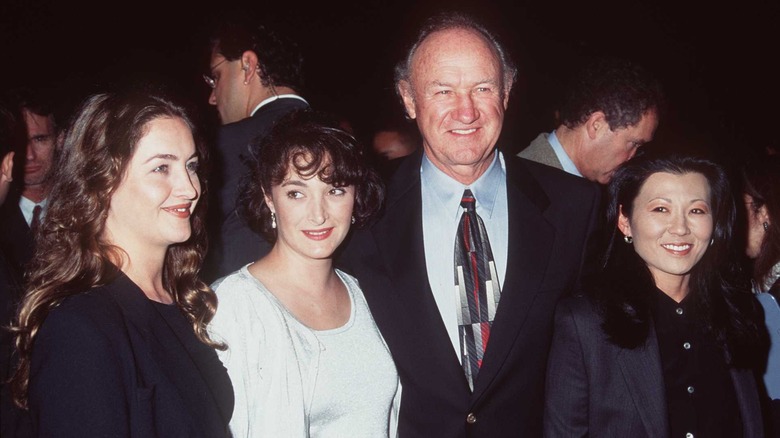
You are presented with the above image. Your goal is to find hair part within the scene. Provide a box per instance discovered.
[10,91,222,409]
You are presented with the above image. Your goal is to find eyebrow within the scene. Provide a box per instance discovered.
[143,152,198,163]
[280,180,308,188]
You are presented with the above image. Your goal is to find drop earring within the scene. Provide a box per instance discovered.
[351,216,356,225]
[271,212,277,229]
[764,222,770,231]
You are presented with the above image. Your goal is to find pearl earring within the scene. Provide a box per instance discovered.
[271,212,277,229]
[623,235,633,244]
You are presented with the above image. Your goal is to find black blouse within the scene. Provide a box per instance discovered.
[653,289,742,438]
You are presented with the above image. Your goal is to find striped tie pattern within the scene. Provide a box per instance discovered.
[454,189,501,390]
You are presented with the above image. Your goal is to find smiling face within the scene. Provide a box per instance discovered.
[398,28,510,184]
[105,117,200,255]
[265,160,355,262]
[618,171,713,296]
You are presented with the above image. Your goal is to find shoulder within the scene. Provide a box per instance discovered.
[554,296,604,334]
[41,285,124,336]
[518,132,552,157]
[212,267,267,310]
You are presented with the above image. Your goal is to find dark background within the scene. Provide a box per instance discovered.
[2,0,778,162]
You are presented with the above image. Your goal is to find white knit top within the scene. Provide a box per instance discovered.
[209,265,401,438]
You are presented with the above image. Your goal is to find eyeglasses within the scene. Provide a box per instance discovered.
[203,59,228,89]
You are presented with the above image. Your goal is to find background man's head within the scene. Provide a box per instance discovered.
[558,58,664,184]
[207,18,305,125]
[8,89,59,202]
[395,12,516,184]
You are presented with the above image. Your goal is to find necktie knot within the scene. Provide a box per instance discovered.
[460,189,476,211]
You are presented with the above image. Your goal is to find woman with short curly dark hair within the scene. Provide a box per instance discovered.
[10,91,233,436]
[208,109,399,437]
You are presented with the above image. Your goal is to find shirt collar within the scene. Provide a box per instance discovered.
[549,131,583,177]
[249,94,308,117]
[420,151,504,220]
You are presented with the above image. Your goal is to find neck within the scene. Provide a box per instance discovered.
[105,232,171,303]
[655,275,690,303]
[254,244,337,296]
[554,125,585,173]
[246,85,299,117]
[22,184,49,203]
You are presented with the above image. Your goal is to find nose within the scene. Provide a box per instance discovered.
[176,170,199,201]
[453,93,479,124]
[668,211,690,236]
[308,196,327,225]
[208,88,217,106]
[26,142,37,162]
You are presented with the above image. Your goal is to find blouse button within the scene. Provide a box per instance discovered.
[687,385,695,394]
[686,433,694,438]
[466,413,477,424]
[676,307,684,315]
[683,342,691,350]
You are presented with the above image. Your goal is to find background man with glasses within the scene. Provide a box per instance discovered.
[203,17,308,281]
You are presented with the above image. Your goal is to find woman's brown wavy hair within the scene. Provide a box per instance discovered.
[9,92,222,409]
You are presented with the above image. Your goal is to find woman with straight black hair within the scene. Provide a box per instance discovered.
[544,154,766,437]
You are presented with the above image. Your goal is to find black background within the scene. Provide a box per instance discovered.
[2,0,778,162]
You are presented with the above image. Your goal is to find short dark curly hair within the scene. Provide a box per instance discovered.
[559,58,664,130]
[239,109,384,242]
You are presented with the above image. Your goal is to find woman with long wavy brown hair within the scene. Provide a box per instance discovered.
[9,92,233,437]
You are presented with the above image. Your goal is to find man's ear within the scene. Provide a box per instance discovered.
[585,111,609,140]
[398,80,417,119]
[502,75,513,110]
[617,204,631,237]
[241,50,260,84]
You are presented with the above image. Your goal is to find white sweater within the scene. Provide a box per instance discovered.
[209,266,401,437]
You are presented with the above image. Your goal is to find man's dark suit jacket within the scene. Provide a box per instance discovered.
[0,201,34,279]
[28,273,233,437]
[205,97,309,281]
[340,151,601,437]
[544,296,764,438]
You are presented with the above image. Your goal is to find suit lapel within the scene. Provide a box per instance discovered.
[471,156,555,399]
[368,152,470,390]
[617,324,669,438]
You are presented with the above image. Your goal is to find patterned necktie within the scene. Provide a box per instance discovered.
[30,204,43,234]
[454,189,501,390]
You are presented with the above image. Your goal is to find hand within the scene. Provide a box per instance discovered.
[0,151,14,206]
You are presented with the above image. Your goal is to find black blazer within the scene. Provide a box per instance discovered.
[28,273,233,437]
[340,151,601,437]
[544,296,764,438]
[0,201,34,279]
[205,97,309,281]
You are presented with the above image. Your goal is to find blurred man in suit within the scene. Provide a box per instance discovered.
[203,18,309,280]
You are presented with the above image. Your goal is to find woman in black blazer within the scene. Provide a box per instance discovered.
[9,92,233,437]
[544,155,767,438]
